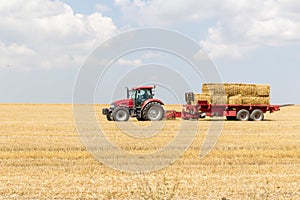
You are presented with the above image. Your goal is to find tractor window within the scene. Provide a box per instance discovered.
[137,90,145,101]
[137,89,152,102]
[144,89,152,99]
[129,90,136,99]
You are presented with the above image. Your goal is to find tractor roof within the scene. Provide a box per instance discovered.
[131,86,154,90]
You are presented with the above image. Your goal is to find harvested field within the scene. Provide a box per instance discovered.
[0,104,299,199]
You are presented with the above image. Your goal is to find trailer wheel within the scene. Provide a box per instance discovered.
[112,107,129,121]
[236,109,250,121]
[142,102,164,121]
[250,109,264,121]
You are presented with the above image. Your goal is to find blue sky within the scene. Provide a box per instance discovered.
[0,0,299,104]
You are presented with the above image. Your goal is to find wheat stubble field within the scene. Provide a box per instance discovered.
[0,104,299,199]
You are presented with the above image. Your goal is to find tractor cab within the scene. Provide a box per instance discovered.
[127,86,154,107]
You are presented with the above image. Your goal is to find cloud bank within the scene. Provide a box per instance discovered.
[0,0,117,70]
[2,0,299,71]
[115,0,300,59]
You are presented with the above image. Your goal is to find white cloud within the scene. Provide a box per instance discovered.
[115,0,300,59]
[96,4,112,13]
[0,0,118,71]
[115,0,215,25]
[246,18,300,45]
[114,0,131,7]
[141,51,162,59]
[202,0,300,59]
[118,58,143,66]
[199,22,258,60]
[0,42,36,71]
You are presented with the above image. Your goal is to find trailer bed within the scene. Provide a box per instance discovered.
[165,101,280,121]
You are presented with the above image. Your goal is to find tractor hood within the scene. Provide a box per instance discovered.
[112,98,133,108]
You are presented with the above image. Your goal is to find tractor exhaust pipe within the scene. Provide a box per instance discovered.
[126,87,129,98]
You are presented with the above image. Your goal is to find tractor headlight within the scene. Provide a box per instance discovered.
[110,103,115,109]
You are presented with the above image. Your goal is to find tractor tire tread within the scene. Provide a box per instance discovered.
[112,107,130,121]
[142,102,164,121]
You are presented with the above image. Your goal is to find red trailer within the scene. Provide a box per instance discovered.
[165,93,280,121]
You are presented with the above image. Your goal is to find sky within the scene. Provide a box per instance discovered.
[0,0,299,104]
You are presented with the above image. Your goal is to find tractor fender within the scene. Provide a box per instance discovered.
[141,99,164,109]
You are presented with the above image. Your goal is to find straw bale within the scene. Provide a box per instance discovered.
[228,95,242,104]
[242,97,270,105]
[201,83,271,105]
[203,83,265,96]
[224,83,241,96]
[239,84,257,96]
[202,84,226,95]
[256,84,270,96]
[211,95,227,104]
[193,93,211,104]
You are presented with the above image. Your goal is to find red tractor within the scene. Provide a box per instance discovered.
[102,86,165,121]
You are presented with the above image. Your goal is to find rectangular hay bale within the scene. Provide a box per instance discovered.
[228,94,242,104]
[239,84,257,96]
[224,83,241,96]
[211,95,227,104]
[202,83,226,95]
[203,83,264,96]
[256,84,270,96]
[193,93,211,104]
[201,83,271,105]
[242,96,270,105]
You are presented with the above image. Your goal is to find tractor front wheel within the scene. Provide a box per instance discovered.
[112,107,130,122]
[106,113,113,121]
[142,102,164,121]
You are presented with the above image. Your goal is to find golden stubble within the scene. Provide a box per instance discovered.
[0,104,299,199]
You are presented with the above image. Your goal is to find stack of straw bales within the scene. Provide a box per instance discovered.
[193,83,270,105]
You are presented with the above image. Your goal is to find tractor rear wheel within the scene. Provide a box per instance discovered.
[112,107,129,121]
[142,102,164,121]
